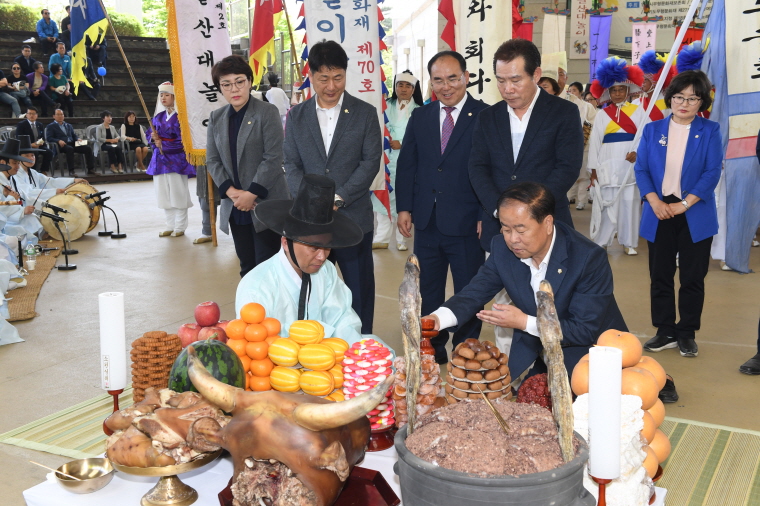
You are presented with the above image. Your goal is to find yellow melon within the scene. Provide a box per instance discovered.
[289,320,325,345]
[298,344,337,371]
[268,338,301,367]
[321,337,349,362]
[328,364,344,388]
[299,370,334,396]
[325,389,345,402]
[269,366,302,392]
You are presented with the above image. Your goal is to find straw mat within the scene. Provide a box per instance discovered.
[8,240,63,322]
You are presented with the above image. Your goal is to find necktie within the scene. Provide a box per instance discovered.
[32,122,38,139]
[441,106,455,154]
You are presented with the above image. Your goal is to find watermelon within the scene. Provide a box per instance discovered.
[168,338,245,393]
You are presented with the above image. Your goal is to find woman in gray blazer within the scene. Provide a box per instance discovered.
[96,110,125,173]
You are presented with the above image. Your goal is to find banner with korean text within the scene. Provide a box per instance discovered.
[570,0,590,60]
[588,15,612,81]
[631,22,656,63]
[166,0,232,165]
[453,0,511,105]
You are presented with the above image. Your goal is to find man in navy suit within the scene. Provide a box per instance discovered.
[45,109,95,175]
[426,182,626,380]
[395,51,488,364]
[469,39,584,253]
[16,106,53,174]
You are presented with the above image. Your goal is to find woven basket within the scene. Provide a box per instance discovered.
[130,331,182,402]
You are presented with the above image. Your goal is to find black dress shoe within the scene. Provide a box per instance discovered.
[434,353,448,365]
[644,334,678,352]
[740,354,760,375]
[678,338,698,357]
[659,376,679,403]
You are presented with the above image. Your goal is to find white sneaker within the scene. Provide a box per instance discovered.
[753,240,759,247]
[721,261,733,271]
[576,202,585,210]
[625,247,638,256]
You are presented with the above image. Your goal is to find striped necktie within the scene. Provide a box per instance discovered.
[441,106,455,154]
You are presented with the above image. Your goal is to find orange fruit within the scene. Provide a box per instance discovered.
[245,372,251,390]
[250,375,272,391]
[265,335,279,345]
[597,329,643,368]
[246,341,269,361]
[621,367,659,410]
[249,357,274,377]
[239,354,252,372]
[225,319,248,340]
[226,338,247,357]
[261,317,281,336]
[240,302,266,324]
[244,324,268,342]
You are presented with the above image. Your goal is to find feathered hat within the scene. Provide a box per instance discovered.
[638,50,677,91]
[676,41,705,73]
[590,57,644,103]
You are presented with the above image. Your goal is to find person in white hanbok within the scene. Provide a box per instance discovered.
[588,57,646,255]
[264,75,290,129]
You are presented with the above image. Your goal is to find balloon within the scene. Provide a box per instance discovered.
[97,67,106,76]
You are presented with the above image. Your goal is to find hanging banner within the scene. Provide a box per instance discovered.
[703,0,760,272]
[453,0,512,105]
[677,27,704,52]
[570,0,590,59]
[542,13,567,55]
[631,22,657,63]
[166,0,231,165]
[514,22,534,41]
[589,15,612,81]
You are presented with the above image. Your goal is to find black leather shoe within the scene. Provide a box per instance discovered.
[644,334,678,352]
[659,376,679,403]
[740,354,760,375]
[678,338,698,357]
[434,353,448,365]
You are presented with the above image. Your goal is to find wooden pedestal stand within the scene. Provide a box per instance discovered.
[102,389,124,436]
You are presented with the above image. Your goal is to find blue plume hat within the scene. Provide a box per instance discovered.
[676,41,705,73]
[591,57,644,103]
[638,51,663,78]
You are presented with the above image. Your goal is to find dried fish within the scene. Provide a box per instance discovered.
[399,255,422,434]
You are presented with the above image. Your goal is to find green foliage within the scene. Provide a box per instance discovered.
[141,0,168,38]
[0,3,39,32]
[108,11,144,37]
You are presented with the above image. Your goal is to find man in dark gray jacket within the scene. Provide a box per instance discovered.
[206,55,288,277]
[283,40,383,334]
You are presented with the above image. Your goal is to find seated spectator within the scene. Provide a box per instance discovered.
[60,6,70,35]
[48,41,72,80]
[96,110,125,174]
[26,62,56,117]
[86,35,107,70]
[45,108,96,176]
[13,46,37,76]
[48,63,73,117]
[74,57,100,101]
[0,66,31,118]
[121,110,149,172]
[36,9,60,55]
[538,76,561,96]
[14,138,88,209]
[16,106,54,174]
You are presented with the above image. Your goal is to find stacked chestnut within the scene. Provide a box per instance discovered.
[444,339,511,403]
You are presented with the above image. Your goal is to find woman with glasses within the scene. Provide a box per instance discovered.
[25,62,56,116]
[1,64,32,118]
[634,70,721,359]
[48,63,73,117]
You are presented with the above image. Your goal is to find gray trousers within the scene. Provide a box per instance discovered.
[198,196,218,237]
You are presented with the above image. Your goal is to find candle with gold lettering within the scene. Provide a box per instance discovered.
[99,292,126,390]
[588,346,622,479]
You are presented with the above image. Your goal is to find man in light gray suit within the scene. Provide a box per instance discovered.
[207,55,289,277]
[283,40,383,334]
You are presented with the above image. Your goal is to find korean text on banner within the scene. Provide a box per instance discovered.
[632,22,657,63]
[589,15,612,81]
[542,13,567,56]
[571,0,591,60]
[453,0,511,105]
[166,0,232,166]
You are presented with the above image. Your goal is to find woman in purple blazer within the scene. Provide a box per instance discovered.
[634,70,722,359]
[26,61,55,116]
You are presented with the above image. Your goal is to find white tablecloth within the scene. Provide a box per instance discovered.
[23,446,666,506]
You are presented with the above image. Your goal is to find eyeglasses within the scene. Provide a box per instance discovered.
[431,73,465,88]
[219,78,249,91]
[671,95,702,106]
[11,67,19,70]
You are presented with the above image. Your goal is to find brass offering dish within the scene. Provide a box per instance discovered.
[55,458,115,494]
[109,450,222,506]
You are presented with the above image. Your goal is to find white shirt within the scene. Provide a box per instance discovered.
[438,93,469,136]
[507,86,541,162]
[316,92,344,156]
[432,226,557,338]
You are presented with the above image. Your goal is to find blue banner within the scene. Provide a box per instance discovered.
[70,0,109,93]
[589,15,612,81]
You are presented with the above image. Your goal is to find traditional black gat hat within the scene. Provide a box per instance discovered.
[0,138,28,163]
[17,135,45,153]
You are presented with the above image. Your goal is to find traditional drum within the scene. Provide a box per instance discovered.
[40,194,92,241]
[65,182,101,232]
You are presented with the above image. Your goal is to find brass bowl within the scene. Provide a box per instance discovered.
[55,458,115,494]
[108,449,222,477]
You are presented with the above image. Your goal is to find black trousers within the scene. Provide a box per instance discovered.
[59,143,95,172]
[328,230,375,334]
[229,219,280,278]
[414,209,485,361]
[31,90,55,116]
[40,38,60,55]
[32,147,54,173]
[648,195,712,341]
[101,143,125,166]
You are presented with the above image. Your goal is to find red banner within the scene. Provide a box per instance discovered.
[677,27,703,53]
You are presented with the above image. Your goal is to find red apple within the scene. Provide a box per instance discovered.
[198,326,227,343]
[217,320,231,332]
[195,301,220,327]
[178,323,201,348]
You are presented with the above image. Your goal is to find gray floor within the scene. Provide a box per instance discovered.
[1,180,759,505]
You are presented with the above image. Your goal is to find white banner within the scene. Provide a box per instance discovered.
[167,0,232,164]
[631,22,657,63]
[453,0,511,105]
[542,13,567,56]
[570,0,591,59]
[725,0,760,96]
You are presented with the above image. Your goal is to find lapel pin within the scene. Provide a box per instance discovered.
[247,121,251,124]
[659,134,667,147]
[468,112,472,116]
[344,109,349,113]
[695,135,699,138]
[558,268,563,274]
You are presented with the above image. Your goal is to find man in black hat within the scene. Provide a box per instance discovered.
[235,174,392,349]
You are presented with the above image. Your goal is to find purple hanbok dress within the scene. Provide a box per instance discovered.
[146,110,195,214]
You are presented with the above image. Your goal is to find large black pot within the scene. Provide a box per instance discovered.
[393,425,594,506]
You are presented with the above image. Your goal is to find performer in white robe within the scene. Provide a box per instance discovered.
[588,57,646,255]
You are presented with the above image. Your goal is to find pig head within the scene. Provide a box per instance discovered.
[187,346,393,506]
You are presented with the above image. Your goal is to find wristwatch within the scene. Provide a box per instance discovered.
[334,196,346,208]
[681,199,690,210]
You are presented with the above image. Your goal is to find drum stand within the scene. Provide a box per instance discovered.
[49,207,78,256]
[53,220,76,271]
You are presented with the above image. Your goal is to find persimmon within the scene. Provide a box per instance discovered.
[244,323,268,342]
[250,375,272,391]
[225,319,248,340]
[637,356,667,391]
[261,317,281,337]
[246,341,269,361]
[240,302,266,324]
[265,335,280,345]
[647,399,666,426]
[642,445,659,479]
[597,329,643,367]
[226,338,247,358]
[650,429,671,463]
[641,411,657,444]
[239,354,252,372]
[249,357,274,377]
[571,360,589,396]
[621,367,659,410]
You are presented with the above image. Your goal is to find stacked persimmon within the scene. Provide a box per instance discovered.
[267,319,349,401]
[225,303,280,392]
[571,330,671,478]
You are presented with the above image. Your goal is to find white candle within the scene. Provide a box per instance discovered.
[99,292,127,391]
[588,346,622,479]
